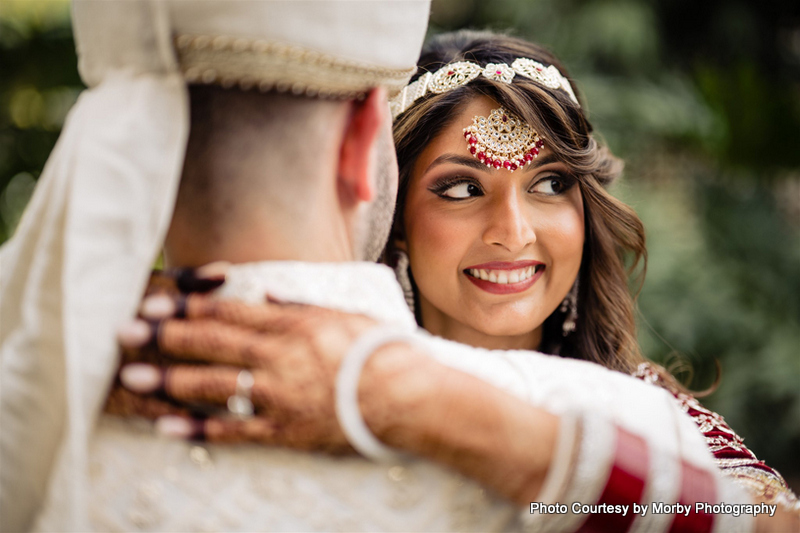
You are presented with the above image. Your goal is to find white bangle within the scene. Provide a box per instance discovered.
[335,326,420,463]
[534,411,580,505]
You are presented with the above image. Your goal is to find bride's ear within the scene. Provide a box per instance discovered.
[337,87,388,205]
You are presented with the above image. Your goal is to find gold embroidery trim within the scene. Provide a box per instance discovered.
[174,34,417,99]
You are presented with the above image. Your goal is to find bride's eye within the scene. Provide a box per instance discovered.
[430,179,483,200]
[529,174,575,196]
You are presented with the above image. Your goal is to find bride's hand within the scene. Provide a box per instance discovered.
[116,292,436,453]
[112,272,563,507]
[104,264,228,420]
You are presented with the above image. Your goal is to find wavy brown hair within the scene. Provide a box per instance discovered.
[385,30,648,374]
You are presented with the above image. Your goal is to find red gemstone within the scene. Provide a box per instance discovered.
[511,163,518,171]
[468,136,477,144]
[524,153,533,162]
[447,70,454,76]
[517,159,525,167]
[502,115,508,122]
[463,130,470,138]
[485,158,493,167]
[477,152,486,161]
[493,160,502,169]
[536,140,544,148]
[531,147,540,156]
[469,146,477,155]
[503,161,511,169]
[496,70,502,75]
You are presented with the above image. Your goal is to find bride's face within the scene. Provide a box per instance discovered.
[399,96,584,349]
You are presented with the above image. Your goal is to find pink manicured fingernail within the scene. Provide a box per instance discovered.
[140,294,176,319]
[120,363,162,393]
[117,320,152,348]
[195,261,230,280]
[156,416,193,438]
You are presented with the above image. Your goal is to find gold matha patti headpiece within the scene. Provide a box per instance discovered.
[390,57,579,119]
[463,107,544,171]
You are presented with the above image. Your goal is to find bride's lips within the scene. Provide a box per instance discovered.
[462,260,545,295]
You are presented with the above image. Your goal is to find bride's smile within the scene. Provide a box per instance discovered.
[463,259,545,294]
[397,96,584,350]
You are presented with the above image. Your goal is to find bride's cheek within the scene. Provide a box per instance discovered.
[408,216,473,312]
[410,212,467,262]
[546,201,585,251]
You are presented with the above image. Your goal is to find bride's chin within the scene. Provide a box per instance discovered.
[469,317,541,338]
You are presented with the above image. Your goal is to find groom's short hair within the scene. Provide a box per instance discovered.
[175,85,343,241]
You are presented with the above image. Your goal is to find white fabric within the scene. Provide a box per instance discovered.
[0,73,188,530]
[169,0,430,71]
[30,261,748,532]
[1,2,184,532]
[0,15,187,531]
[72,0,179,89]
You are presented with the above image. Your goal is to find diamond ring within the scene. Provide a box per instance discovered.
[227,369,255,420]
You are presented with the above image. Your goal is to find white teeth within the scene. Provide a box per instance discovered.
[468,265,542,285]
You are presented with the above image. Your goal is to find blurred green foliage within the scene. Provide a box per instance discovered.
[0,0,80,242]
[2,0,798,488]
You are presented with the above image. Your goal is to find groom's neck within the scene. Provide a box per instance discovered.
[163,189,357,268]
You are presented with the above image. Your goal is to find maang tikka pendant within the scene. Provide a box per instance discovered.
[462,107,544,171]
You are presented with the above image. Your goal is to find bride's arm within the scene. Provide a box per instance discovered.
[361,341,560,505]
[115,293,798,532]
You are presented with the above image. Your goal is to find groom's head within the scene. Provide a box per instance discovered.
[160,2,430,268]
[166,84,397,266]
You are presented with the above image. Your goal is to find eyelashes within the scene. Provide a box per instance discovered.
[529,172,577,195]
[428,176,483,200]
[428,172,578,201]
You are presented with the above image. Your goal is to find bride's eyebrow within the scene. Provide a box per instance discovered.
[424,153,561,174]
[424,154,485,174]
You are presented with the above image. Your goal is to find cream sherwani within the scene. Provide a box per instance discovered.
[31,261,750,532]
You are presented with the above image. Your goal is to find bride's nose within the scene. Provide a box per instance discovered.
[481,190,536,253]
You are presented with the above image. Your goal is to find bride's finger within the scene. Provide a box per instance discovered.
[164,365,244,406]
[165,261,229,294]
[156,415,352,452]
[121,363,278,411]
[156,415,207,440]
[105,382,191,419]
[183,294,331,333]
[157,318,285,366]
[155,415,280,444]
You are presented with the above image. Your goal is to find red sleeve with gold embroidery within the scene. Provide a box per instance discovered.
[634,362,799,508]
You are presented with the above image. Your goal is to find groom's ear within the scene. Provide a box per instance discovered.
[337,87,388,205]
